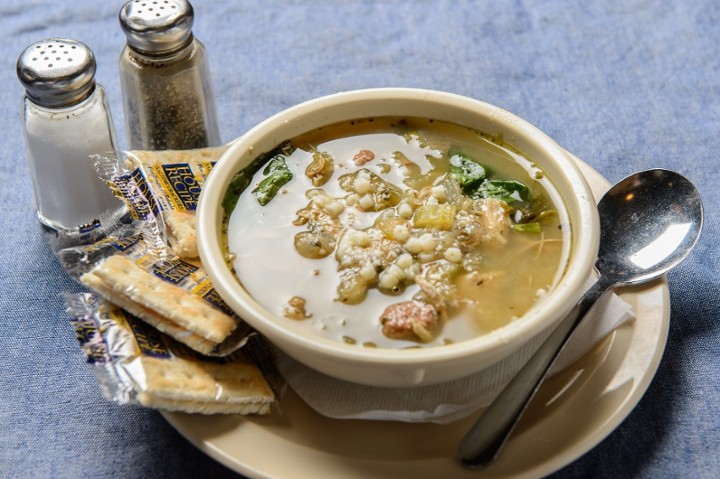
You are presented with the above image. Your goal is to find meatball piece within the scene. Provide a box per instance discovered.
[380,301,440,343]
[353,149,375,166]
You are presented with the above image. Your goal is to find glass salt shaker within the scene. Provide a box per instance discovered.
[118,0,221,150]
[17,38,124,234]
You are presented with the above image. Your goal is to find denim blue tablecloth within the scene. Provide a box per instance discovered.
[1,1,718,478]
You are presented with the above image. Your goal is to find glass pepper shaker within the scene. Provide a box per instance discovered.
[17,38,124,234]
[118,0,221,150]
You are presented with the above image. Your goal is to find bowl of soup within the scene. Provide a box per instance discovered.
[197,88,599,387]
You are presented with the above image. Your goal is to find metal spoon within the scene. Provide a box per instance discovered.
[458,168,703,468]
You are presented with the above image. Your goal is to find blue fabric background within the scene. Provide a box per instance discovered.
[1,1,718,477]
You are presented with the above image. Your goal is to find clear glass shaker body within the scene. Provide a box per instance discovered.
[119,37,220,151]
[21,85,123,231]
[17,38,124,233]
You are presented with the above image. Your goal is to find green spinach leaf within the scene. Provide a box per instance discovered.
[222,141,295,214]
[476,179,529,203]
[448,151,487,195]
[253,157,293,206]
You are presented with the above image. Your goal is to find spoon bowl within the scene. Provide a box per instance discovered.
[597,169,703,285]
[459,168,703,467]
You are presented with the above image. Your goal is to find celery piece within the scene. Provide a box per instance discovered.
[512,222,542,234]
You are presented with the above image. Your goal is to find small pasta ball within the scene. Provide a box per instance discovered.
[405,236,422,254]
[392,224,410,242]
[397,201,414,219]
[359,263,377,281]
[354,177,372,195]
[324,200,345,218]
[444,247,462,263]
[379,269,401,289]
[312,194,330,208]
[396,253,414,269]
[418,233,436,253]
[431,185,447,202]
[346,193,360,206]
[418,252,436,263]
[358,194,375,210]
[405,262,422,280]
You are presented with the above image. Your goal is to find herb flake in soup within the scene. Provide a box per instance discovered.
[224,117,571,349]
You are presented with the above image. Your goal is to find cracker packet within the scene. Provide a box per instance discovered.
[65,292,278,415]
[57,224,253,356]
[95,146,227,259]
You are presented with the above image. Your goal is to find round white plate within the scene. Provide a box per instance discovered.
[162,158,670,479]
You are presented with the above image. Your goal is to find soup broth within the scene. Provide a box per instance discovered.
[225,117,570,349]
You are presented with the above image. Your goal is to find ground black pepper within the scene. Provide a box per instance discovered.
[118,0,220,151]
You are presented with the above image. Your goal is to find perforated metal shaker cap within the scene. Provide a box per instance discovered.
[16,38,96,108]
[119,0,194,54]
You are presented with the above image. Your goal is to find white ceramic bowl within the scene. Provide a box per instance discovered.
[197,88,599,387]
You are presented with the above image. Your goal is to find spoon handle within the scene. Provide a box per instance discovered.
[458,278,610,468]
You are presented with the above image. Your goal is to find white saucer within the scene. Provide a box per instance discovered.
[162,157,670,479]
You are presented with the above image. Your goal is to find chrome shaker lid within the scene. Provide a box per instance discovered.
[119,0,195,54]
[16,38,96,108]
